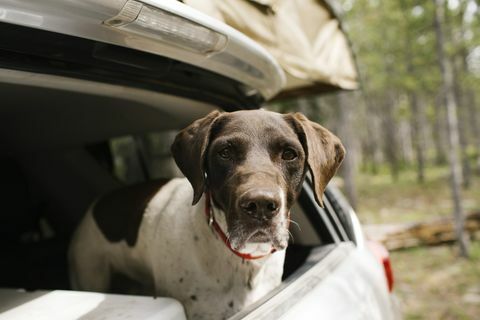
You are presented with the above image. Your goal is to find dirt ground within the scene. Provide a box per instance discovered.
[355,166,480,320]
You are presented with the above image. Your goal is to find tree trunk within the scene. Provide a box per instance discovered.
[452,56,471,188]
[361,92,382,175]
[466,92,480,174]
[359,86,383,175]
[457,2,480,177]
[448,4,472,188]
[433,0,469,257]
[409,92,426,183]
[296,97,312,117]
[378,17,401,182]
[382,93,400,182]
[455,5,480,174]
[402,4,426,183]
[433,93,448,165]
[337,92,358,210]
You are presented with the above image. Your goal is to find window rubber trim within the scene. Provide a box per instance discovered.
[322,194,350,242]
[298,181,341,244]
[324,186,356,244]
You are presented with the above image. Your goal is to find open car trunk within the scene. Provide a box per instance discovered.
[183,0,359,99]
[0,1,393,319]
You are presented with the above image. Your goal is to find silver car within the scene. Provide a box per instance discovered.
[0,1,400,319]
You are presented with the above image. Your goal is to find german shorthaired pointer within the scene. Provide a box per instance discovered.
[69,110,345,319]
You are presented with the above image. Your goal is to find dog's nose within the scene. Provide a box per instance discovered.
[239,190,281,221]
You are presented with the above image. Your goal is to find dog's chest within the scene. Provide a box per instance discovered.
[130,179,284,319]
[168,250,284,320]
[94,179,284,319]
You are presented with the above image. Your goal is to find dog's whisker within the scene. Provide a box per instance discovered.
[287,219,301,231]
[287,229,295,244]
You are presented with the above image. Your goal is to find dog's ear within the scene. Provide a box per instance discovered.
[171,110,222,205]
[286,112,345,207]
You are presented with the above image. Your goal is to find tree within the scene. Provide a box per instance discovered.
[401,0,427,183]
[432,0,469,257]
[337,92,358,210]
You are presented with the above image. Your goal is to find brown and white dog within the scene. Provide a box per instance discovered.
[69,110,345,319]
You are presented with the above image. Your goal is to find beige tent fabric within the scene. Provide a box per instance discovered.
[184,0,358,97]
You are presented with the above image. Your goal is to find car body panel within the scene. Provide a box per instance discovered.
[280,245,393,320]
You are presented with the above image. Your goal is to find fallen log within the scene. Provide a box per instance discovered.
[364,212,480,251]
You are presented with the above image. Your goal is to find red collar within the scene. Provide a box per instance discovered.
[204,192,276,260]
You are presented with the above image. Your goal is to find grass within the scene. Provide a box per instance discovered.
[391,242,480,319]
[353,165,480,319]
[356,165,480,224]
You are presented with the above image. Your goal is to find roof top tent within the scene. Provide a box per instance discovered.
[183,0,359,99]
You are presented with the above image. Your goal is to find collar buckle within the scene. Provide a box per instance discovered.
[208,207,214,227]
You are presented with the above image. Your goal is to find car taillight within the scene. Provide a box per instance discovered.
[367,240,394,292]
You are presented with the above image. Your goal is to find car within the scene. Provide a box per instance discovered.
[0,0,400,319]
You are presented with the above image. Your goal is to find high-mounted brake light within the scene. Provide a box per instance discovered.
[104,0,227,55]
[367,240,394,292]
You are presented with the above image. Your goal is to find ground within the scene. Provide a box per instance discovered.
[355,166,480,320]
[357,166,480,225]
[391,242,480,319]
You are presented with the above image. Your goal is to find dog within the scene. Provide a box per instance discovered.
[69,110,345,319]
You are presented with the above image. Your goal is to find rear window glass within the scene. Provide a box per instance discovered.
[107,131,182,184]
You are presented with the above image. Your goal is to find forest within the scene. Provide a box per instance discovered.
[343,0,479,186]
[272,0,479,252]
[269,2,480,316]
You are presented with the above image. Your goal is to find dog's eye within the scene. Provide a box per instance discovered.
[218,147,232,160]
[282,148,297,161]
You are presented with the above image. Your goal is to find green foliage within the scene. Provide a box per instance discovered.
[337,4,480,313]
[338,0,480,180]
[345,0,479,96]
[343,0,447,95]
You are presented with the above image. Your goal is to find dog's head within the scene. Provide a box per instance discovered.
[171,110,344,253]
